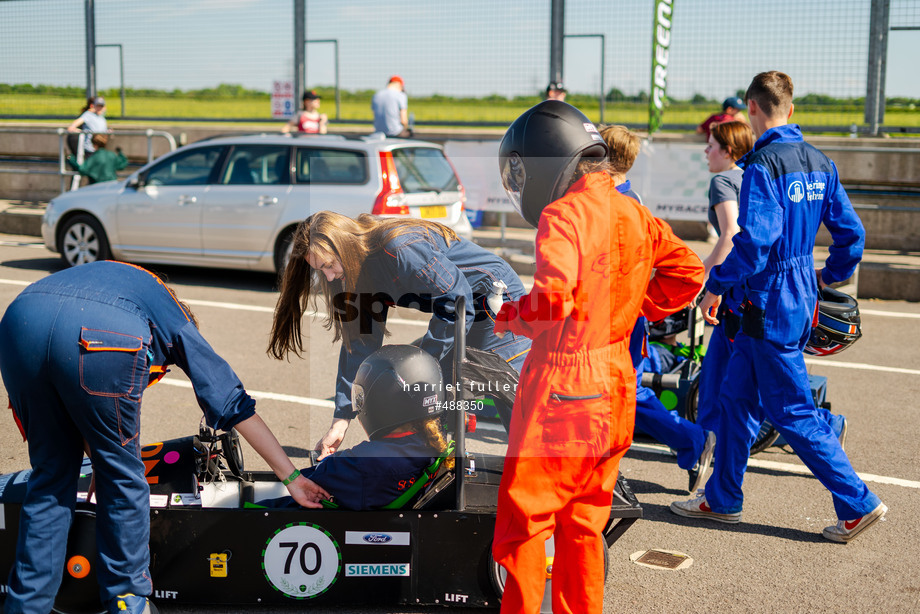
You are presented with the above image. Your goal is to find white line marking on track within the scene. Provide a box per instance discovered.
[862,308,920,319]
[159,378,335,407]
[804,358,920,376]
[629,442,919,489]
[4,278,917,323]
[165,379,919,488]
[184,298,274,313]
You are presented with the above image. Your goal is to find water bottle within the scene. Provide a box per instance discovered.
[487,280,507,315]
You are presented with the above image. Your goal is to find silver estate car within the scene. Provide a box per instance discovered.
[42,133,473,273]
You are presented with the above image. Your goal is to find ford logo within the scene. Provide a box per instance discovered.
[363,533,392,544]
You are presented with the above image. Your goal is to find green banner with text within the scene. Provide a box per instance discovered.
[649,0,673,134]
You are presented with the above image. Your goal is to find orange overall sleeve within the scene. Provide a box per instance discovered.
[642,217,705,322]
[494,212,579,339]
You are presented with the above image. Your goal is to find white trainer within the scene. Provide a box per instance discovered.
[823,502,888,543]
[670,490,741,524]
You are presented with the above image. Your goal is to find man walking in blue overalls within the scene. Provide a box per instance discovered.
[670,71,887,543]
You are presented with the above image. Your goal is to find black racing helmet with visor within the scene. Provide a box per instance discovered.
[352,345,446,440]
[498,100,609,228]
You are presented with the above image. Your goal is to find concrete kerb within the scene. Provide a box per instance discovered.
[1,200,917,301]
[0,200,44,237]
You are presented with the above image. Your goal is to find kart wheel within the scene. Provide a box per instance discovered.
[489,535,609,612]
[59,214,110,268]
[680,373,700,423]
[52,509,105,614]
[749,421,780,455]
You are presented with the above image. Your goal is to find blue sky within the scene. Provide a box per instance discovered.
[1,0,918,100]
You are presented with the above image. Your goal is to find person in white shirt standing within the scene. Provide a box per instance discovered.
[68,96,109,156]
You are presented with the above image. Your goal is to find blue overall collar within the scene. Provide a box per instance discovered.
[736,124,803,170]
[615,179,632,194]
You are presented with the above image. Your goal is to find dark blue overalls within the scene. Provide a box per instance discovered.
[0,262,257,613]
[333,229,531,427]
[261,431,438,511]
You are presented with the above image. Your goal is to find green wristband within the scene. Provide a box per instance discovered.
[282,469,301,486]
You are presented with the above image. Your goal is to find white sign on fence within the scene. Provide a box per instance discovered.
[631,140,711,221]
[271,80,296,119]
[443,138,711,222]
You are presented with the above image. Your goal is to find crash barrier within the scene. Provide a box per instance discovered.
[446,139,920,224]
[0,127,177,194]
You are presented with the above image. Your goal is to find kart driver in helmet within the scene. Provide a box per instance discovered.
[259,345,454,511]
[491,101,705,614]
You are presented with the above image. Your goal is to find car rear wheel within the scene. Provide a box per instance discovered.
[59,214,111,267]
[274,226,296,276]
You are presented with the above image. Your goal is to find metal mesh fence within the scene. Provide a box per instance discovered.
[0,0,916,132]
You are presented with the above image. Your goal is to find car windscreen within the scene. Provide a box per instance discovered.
[144,146,224,186]
[295,148,368,184]
[391,147,459,194]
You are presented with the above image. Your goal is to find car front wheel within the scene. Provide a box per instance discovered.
[59,214,111,267]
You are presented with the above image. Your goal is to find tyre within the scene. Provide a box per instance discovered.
[273,226,296,276]
[681,364,778,455]
[749,421,780,455]
[58,214,111,267]
[488,535,609,612]
[52,509,105,614]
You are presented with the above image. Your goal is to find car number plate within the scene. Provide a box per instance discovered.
[420,206,447,218]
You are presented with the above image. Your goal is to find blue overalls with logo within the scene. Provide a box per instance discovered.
[703,124,880,519]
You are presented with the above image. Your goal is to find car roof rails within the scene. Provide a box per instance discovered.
[290,133,347,140]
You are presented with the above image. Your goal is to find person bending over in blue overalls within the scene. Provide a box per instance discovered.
[0,261,330,614]
[260,344,454,510]
[671,71,887,543]
[268,211,531,457]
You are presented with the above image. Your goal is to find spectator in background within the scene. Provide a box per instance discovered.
[282,90,328,135]
[67,96,109,157]
[600,124,715,493]
[372,76,411,137]
[697,96,748,140]
[67,133,128,184]
[599,124,642,202]
[545,81,567,101]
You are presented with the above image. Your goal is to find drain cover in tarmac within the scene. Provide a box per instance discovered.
[630,549,693,570]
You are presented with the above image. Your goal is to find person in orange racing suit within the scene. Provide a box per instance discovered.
[492,101,704,614]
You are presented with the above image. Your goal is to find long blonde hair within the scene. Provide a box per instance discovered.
[267,211,458,358]
[393,417,454,470]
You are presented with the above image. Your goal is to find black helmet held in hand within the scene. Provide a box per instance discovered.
[498,100,609,228]
[352,345,446,439]
[804,287,862,356]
